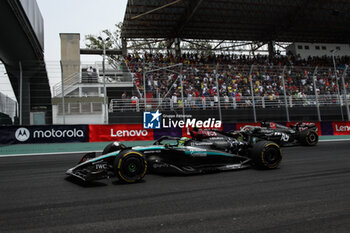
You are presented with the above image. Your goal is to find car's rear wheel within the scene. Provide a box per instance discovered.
[114,150,147,183]
[251,141,282,169]
[299,130,318,146]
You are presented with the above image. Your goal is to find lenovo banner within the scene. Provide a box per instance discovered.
[89,124,154,142]
[332,121,350,135]
[0,125,88,144]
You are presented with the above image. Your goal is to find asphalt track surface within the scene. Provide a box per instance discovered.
[0,141,350,233]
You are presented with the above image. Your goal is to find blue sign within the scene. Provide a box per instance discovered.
[143,110,162,129]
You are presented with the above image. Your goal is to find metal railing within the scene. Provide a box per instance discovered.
[110,94,350,121]
[52,72,80,97]
[110,95,348,110]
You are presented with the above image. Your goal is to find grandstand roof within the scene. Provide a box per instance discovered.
[121,0,350,44]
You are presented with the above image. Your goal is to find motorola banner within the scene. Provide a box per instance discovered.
[0,125,88,144]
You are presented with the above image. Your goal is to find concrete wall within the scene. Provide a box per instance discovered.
[287,43,350,59]
[52,105,105,124]
[60,33,80,86]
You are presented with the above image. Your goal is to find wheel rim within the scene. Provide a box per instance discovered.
[128,163,137,172]
[121,156,144,179]
[264,147,281,166]
[308,133,317,142]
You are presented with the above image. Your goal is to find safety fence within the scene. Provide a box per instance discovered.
[1,60,350,125]
[1,121,350,144]
[127,63,350,122]
[110,94,346,111]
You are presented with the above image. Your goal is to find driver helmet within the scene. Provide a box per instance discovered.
[178,137,190,146]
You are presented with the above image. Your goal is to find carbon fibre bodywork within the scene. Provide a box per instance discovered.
[66,135,281,183]
[198,122,318,147]
[236,122,319,146]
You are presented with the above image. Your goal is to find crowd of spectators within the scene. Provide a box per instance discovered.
[123,53,350,110]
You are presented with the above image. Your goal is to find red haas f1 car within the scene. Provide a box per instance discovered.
[66,134,282,184]
[234,122,319,146]
[197,122,317,147]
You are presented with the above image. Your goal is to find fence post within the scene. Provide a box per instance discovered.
[281,66,289,122]
[248,65,256,122]
[136,99,140,112]
[19,61,23,125]
[333,57,344,121]
[341,65,350,121]
[216,63,222,122]
[312,66,321,121]
[59,61,65,125]
[180,64,185,122]
[143,67,147,111]
[262,96,265,108]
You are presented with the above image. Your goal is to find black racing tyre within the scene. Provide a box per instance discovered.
[102,142,127,155]
[299,130,318,146]
[251,141,282,169]
[114,150,147,183]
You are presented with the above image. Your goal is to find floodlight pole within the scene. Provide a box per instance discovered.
[99,36,110,124]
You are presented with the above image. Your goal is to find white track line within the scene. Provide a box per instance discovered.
[319,138,350,142]
[0,150,102,158]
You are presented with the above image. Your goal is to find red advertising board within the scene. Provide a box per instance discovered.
[332,121,350,135]
[286,122,322,136]
[89,124,154,142]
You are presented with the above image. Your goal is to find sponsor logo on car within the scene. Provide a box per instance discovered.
[153,163,169,168]
[95,164,108,169]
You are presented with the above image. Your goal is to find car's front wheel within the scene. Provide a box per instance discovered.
[114,150,147,183]
[251,141,282,169]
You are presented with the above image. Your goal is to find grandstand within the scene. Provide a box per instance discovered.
[50,0,350,125]
[102,0,350,123]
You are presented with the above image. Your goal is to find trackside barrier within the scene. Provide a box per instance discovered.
[1,122,350,144]
[0,125,88,144]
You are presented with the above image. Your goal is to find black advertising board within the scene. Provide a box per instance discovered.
[0,125,89,144]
